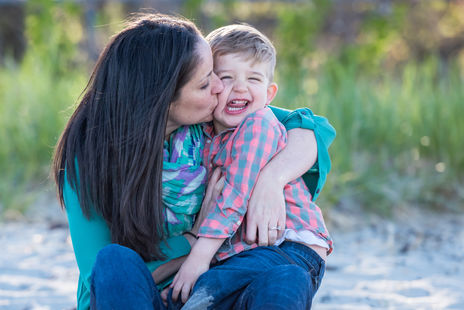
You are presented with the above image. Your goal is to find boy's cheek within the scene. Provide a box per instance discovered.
[216,94,229,108]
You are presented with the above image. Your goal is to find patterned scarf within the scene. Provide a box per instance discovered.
[162,124,207,236]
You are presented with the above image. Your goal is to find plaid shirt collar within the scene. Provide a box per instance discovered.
[202,121,236,140]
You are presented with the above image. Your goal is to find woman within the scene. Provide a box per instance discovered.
[52,13,334,310]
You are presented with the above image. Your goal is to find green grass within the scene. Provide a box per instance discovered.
[1,54,463,215]
[1,53,462,215]
[0,54,86,212]
[275,58,464,214]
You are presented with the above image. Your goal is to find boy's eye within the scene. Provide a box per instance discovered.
[249,77,261,82]
[220,76,232,80]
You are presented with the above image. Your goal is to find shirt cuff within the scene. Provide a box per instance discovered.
[280,108,316,131]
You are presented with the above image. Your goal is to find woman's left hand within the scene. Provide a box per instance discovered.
[245,128,318,246]
[245,170,286,246]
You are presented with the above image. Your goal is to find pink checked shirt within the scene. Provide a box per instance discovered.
[198,108,333,261]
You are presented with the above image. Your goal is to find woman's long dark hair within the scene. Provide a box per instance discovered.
[52,14,202,261]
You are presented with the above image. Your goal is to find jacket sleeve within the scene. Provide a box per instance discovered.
[269,105,336,201]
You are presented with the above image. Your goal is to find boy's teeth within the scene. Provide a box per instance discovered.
[228,106,245,111]
[231,100,248,105]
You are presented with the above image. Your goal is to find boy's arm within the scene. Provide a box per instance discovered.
[170,237,225,303]
[197,110,287,240]
[247,106,336,246]
[169,111,286,303]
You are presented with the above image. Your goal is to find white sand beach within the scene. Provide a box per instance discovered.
[314,206,464,309]
[1,196,463,310]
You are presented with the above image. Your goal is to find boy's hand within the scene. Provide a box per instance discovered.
[170,255,210,304]
[160,288,169,307]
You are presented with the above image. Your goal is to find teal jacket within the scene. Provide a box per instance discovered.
[64,106,335,309]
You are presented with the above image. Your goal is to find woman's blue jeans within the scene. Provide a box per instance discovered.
[90,242,324,310]
[182,241,325,310]
[90,244,178,310]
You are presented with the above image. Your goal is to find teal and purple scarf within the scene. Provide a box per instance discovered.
[162,124,207,236]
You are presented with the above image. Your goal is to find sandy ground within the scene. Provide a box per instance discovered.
[1,196,463,310]
[314,207,464,310]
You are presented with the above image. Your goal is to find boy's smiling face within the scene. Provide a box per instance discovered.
[213,53,278,134]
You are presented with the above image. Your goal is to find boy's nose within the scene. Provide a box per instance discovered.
[233,79,247,93]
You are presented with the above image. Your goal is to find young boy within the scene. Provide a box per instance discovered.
[170,24,333,309]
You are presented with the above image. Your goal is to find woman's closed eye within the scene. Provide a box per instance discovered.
[200,82,210,90]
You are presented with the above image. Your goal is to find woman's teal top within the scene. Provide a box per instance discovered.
[64,106,335,309]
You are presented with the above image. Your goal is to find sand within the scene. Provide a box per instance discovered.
[314,207,464,309]
[1,196,463,310]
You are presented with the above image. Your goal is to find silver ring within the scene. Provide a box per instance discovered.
[268,226,284,231]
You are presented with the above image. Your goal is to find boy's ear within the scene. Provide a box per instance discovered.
[265,83,278,106]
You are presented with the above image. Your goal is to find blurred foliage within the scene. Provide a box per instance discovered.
[274,0,330,98]
[0,0,463,215]
[0,0,86,213]
[309,57,464,214]
[26,0,82,75]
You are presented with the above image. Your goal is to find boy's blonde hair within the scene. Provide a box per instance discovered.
[206,24,276,81]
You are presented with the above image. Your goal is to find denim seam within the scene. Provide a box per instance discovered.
[269,246,299,265]
[280,242,324,284]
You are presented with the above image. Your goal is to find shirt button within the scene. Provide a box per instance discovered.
[316,188,320,194]
[301,111,307,115]
[206,139,211,143]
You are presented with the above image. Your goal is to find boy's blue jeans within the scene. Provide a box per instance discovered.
[182,241,325,310]
[90,242,325,310]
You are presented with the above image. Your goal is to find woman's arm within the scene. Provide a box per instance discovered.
[246,106,335,246]
[151,255,187,284]
[64,177,192,291]
[265,128,317,182]
[245,128,317,246]
[64,179,113,290]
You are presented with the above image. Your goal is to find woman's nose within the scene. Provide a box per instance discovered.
[211,73,224,94]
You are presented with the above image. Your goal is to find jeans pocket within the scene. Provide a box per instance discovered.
[309,260,325,291]
[270,246,299,265]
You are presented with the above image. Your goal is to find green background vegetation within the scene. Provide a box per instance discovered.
[1,0,463,216]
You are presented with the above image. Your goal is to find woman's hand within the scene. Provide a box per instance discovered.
[246,128,318,246]
[191,168,225,236]
[245,169,286,246]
